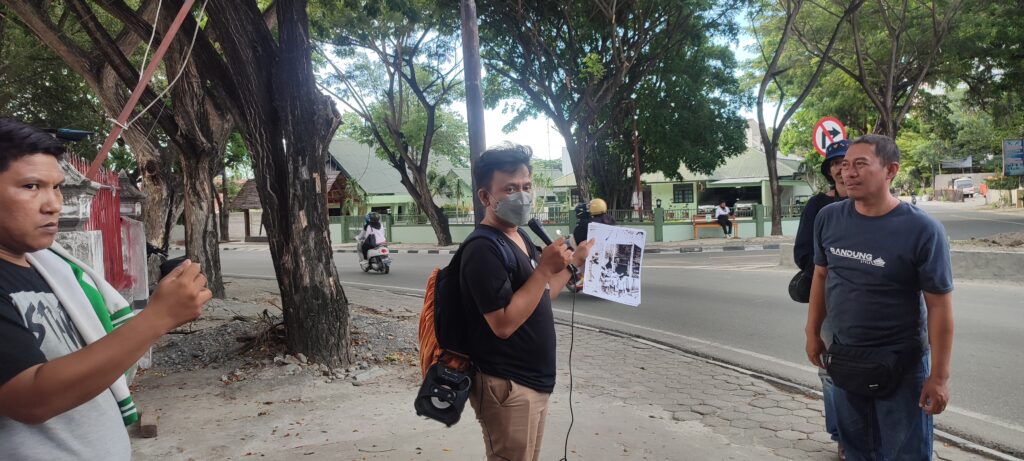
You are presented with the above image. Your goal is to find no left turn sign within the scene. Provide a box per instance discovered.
[813,117,847,156]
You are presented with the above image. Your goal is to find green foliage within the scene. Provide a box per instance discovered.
[0,10,106,159]
[985,175,1022,191]
[315,0,468,171]
[334,59,469,169]
[580,53,606,81]
[477,0,747,203]
[220,132,253,179]
[786,0,964,136]
[940,1,1024,137]
[531,158,561,171]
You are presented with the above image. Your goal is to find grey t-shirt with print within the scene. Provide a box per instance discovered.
[813,200,953,349]
[0,260,131,461]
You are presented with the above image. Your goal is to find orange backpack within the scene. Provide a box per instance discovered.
[417,227,523,377]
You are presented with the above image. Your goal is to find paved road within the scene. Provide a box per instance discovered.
[209,248,1024,454]
[915,198,1024,240]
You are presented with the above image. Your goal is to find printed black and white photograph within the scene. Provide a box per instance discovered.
[582,223,646,307]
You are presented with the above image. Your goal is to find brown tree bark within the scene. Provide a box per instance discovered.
[206,0,350,366]
[180,153,224,297]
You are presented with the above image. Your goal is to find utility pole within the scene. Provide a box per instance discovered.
[460,0,486,225]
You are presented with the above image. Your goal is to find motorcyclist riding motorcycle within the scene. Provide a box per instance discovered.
[357,212,391,273]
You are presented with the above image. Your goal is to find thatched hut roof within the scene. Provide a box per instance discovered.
[228,180,262,211]
[229,172,345,211]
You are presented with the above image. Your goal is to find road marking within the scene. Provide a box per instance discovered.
[644,264,777,271]
[225,273,429,294]
[705,254,778,260]
[224,272,1024,441]
[950,214,1024,226]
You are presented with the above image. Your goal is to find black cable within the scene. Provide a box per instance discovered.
[560,278,578,461]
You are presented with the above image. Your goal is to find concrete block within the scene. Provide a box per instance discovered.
[951,250,1024,283]
[779,243,797,269]
[55,231,104,275]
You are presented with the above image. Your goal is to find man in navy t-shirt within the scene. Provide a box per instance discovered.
[805,134,954,460]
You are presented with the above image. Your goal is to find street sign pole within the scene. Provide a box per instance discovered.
[461,0,487,225]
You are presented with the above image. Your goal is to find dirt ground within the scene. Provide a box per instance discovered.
[130,277,433,459]
[971,231,1024,248]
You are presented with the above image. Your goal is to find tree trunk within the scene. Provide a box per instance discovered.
[765,149,783,236]
[219,166,230,241]
[180,153,225,298]
[566,139,591,203]
[411,168,452,245]
[873,107,897,138]
[207,0,350,367]
[423,201,452,246]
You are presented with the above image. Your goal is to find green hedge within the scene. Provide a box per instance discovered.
[985,175,1022,190]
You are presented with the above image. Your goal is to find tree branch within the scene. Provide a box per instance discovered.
[0,0,96,81]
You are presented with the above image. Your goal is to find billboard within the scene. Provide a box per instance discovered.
[1005,139,1024,176]
[941,156,973,169]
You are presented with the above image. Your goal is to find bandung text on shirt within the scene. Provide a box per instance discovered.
[829,247,886,268]
[10,291,87,353]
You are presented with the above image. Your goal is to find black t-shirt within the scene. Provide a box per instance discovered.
[459,225,556,393]
[794,193,841,273]
[0,260,61,386]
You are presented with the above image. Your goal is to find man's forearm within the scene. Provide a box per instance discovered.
[0,309,169,424]
[924,292,954,380]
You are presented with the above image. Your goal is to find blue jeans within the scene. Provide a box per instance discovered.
[832,353,933,461]
[819,369,839,442]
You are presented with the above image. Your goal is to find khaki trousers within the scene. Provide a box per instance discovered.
[469,372,551,461]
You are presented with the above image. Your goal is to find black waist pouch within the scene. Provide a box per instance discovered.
[825,342,922,398]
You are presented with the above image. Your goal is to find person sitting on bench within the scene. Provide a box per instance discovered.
[714,201,734,239]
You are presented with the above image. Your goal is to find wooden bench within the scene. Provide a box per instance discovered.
[692,214,738,239]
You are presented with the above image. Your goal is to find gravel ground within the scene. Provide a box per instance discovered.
[139,278,420,383]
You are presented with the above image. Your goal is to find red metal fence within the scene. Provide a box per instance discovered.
[67,156,134,291]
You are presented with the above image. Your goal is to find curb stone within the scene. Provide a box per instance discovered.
[175,243,782,255]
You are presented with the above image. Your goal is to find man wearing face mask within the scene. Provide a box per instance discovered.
[460,143,593,461]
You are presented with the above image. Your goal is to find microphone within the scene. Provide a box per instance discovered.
[527,218,579,282]
[527,218,554,246]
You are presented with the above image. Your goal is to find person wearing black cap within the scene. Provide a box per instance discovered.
[794,140,851,282]
[791,139,849,458]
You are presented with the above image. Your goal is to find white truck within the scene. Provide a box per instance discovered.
[952,177,975,198]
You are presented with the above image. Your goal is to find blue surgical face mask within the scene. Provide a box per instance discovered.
[491,191,533,226]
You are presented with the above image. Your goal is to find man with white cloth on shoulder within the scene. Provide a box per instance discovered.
[0,118,212,460]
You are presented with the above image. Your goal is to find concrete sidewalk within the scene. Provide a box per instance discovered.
[131,308,989,460]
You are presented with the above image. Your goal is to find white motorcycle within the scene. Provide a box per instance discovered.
[357,236,392,274]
